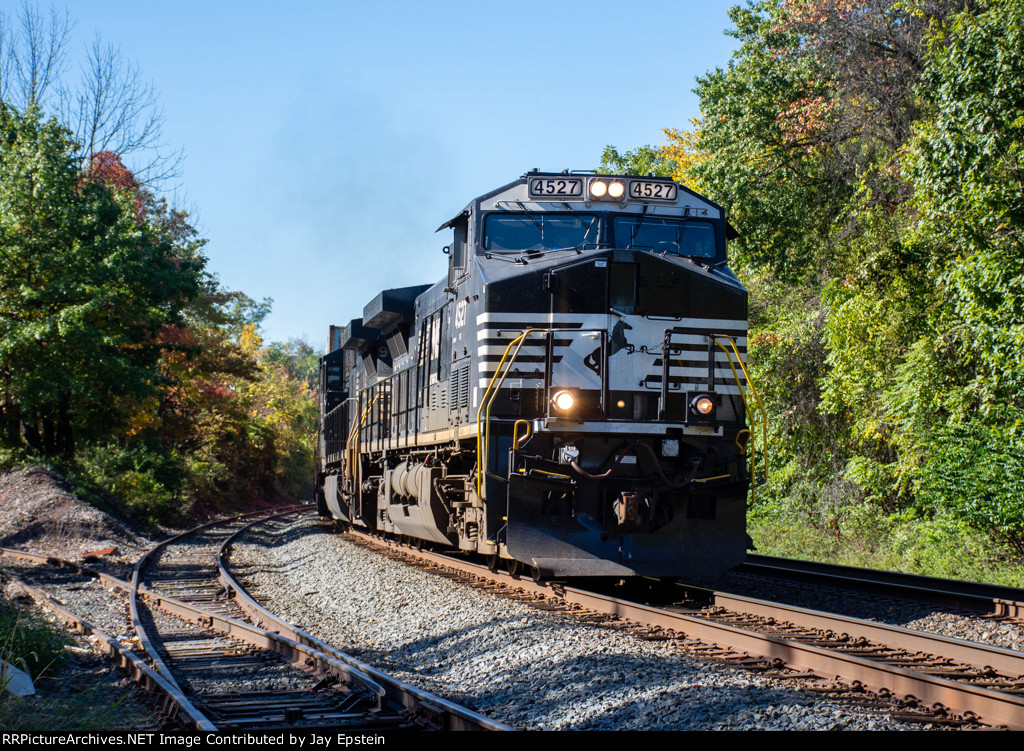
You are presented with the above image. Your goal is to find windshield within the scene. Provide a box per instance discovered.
[484,213,599,251]
[613,217,718,258]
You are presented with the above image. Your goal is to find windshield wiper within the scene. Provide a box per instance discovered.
[561,203,598,247]
[514,200,543,232]
[630,204,651,243]
[669,213,698,254]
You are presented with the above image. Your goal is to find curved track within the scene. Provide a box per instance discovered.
[1,508,510,732]
[9,504,1022,730]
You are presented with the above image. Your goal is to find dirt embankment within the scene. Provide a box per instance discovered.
[0,467,166,728]
[0,466,154,561]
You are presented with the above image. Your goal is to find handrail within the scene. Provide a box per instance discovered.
[323,395,356,462]
[472,328,767,508]
[711,341,754,486]
[346,391,383,486]
[712,334,768,502]
[513,419,532,449]
[475,328,546,500]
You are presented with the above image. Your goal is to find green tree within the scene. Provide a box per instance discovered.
[0,8,315,525]
[692,1,849,279]
[599,144,677,177]
[263,338,319,387]
[899,0,1024,549]
[0,105,199,456]
[592,0,1024,574]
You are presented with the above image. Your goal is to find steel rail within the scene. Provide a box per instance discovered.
[4,541,382,727]
[217,513,514,732]
[134,583,388,700]
[742,554,1024,621]
[349,530,1024,729]
[4,542,381,694]
[1,547,130,590]
[130,509,389,716]
[711,591,1024,679]
[5,575,215,730]
[4,543,392,728]
[3,511,509,731]
[127,508,302,726]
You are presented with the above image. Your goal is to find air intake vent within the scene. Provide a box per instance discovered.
[456,365,470,409]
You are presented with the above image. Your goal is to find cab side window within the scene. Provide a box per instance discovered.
[447,222,468,291]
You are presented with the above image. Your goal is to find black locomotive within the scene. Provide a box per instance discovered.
[315,171,755,577]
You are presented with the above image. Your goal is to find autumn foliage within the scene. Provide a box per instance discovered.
[86,150,145,221]
[0,105,315,525]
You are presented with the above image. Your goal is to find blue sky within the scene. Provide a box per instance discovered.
[60,1,741,346]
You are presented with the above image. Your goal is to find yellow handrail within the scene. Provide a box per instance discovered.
[513,419,532,449]
[712,334,768,502]
[475,328,546,500]
[469,328,767,508]
[713,335,768,471]
[735,428,751,455]
[694,474,732,484]
[711,342,755,490]
[517,468,571,480]
[346,391,383,486]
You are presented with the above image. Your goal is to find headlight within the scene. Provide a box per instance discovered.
[588,178,626,201]
[687,392,716,424]
[693,395,714,415]
[551,390,576,412]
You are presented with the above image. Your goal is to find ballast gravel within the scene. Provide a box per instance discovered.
[231,518,913,731]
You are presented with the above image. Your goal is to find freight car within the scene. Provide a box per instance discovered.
[315,171,756,577]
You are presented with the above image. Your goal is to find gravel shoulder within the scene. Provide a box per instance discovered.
[686,570,1024,652]
[231,517,911,731]
[0,466,995,731]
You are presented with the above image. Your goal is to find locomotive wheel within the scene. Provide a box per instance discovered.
[486,554,499,572]
[507,559,523,578]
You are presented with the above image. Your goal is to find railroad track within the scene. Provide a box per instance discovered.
[344,529,1024,730]
[0,508,509,732]
[9,506,1022,730]
[738,554,1024,621]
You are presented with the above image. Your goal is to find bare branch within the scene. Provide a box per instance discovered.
[8,0,72,109]
[0,10,9,104]
[63,32,182,186]
[2,3,183,187]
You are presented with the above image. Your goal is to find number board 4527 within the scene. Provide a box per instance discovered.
[628,180,678,201]
[528,177,584,198]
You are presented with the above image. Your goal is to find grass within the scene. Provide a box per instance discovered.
[1,599,67,681]
[0,689,156,731]
[0,598,159,730]
[748,501,1024,587]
